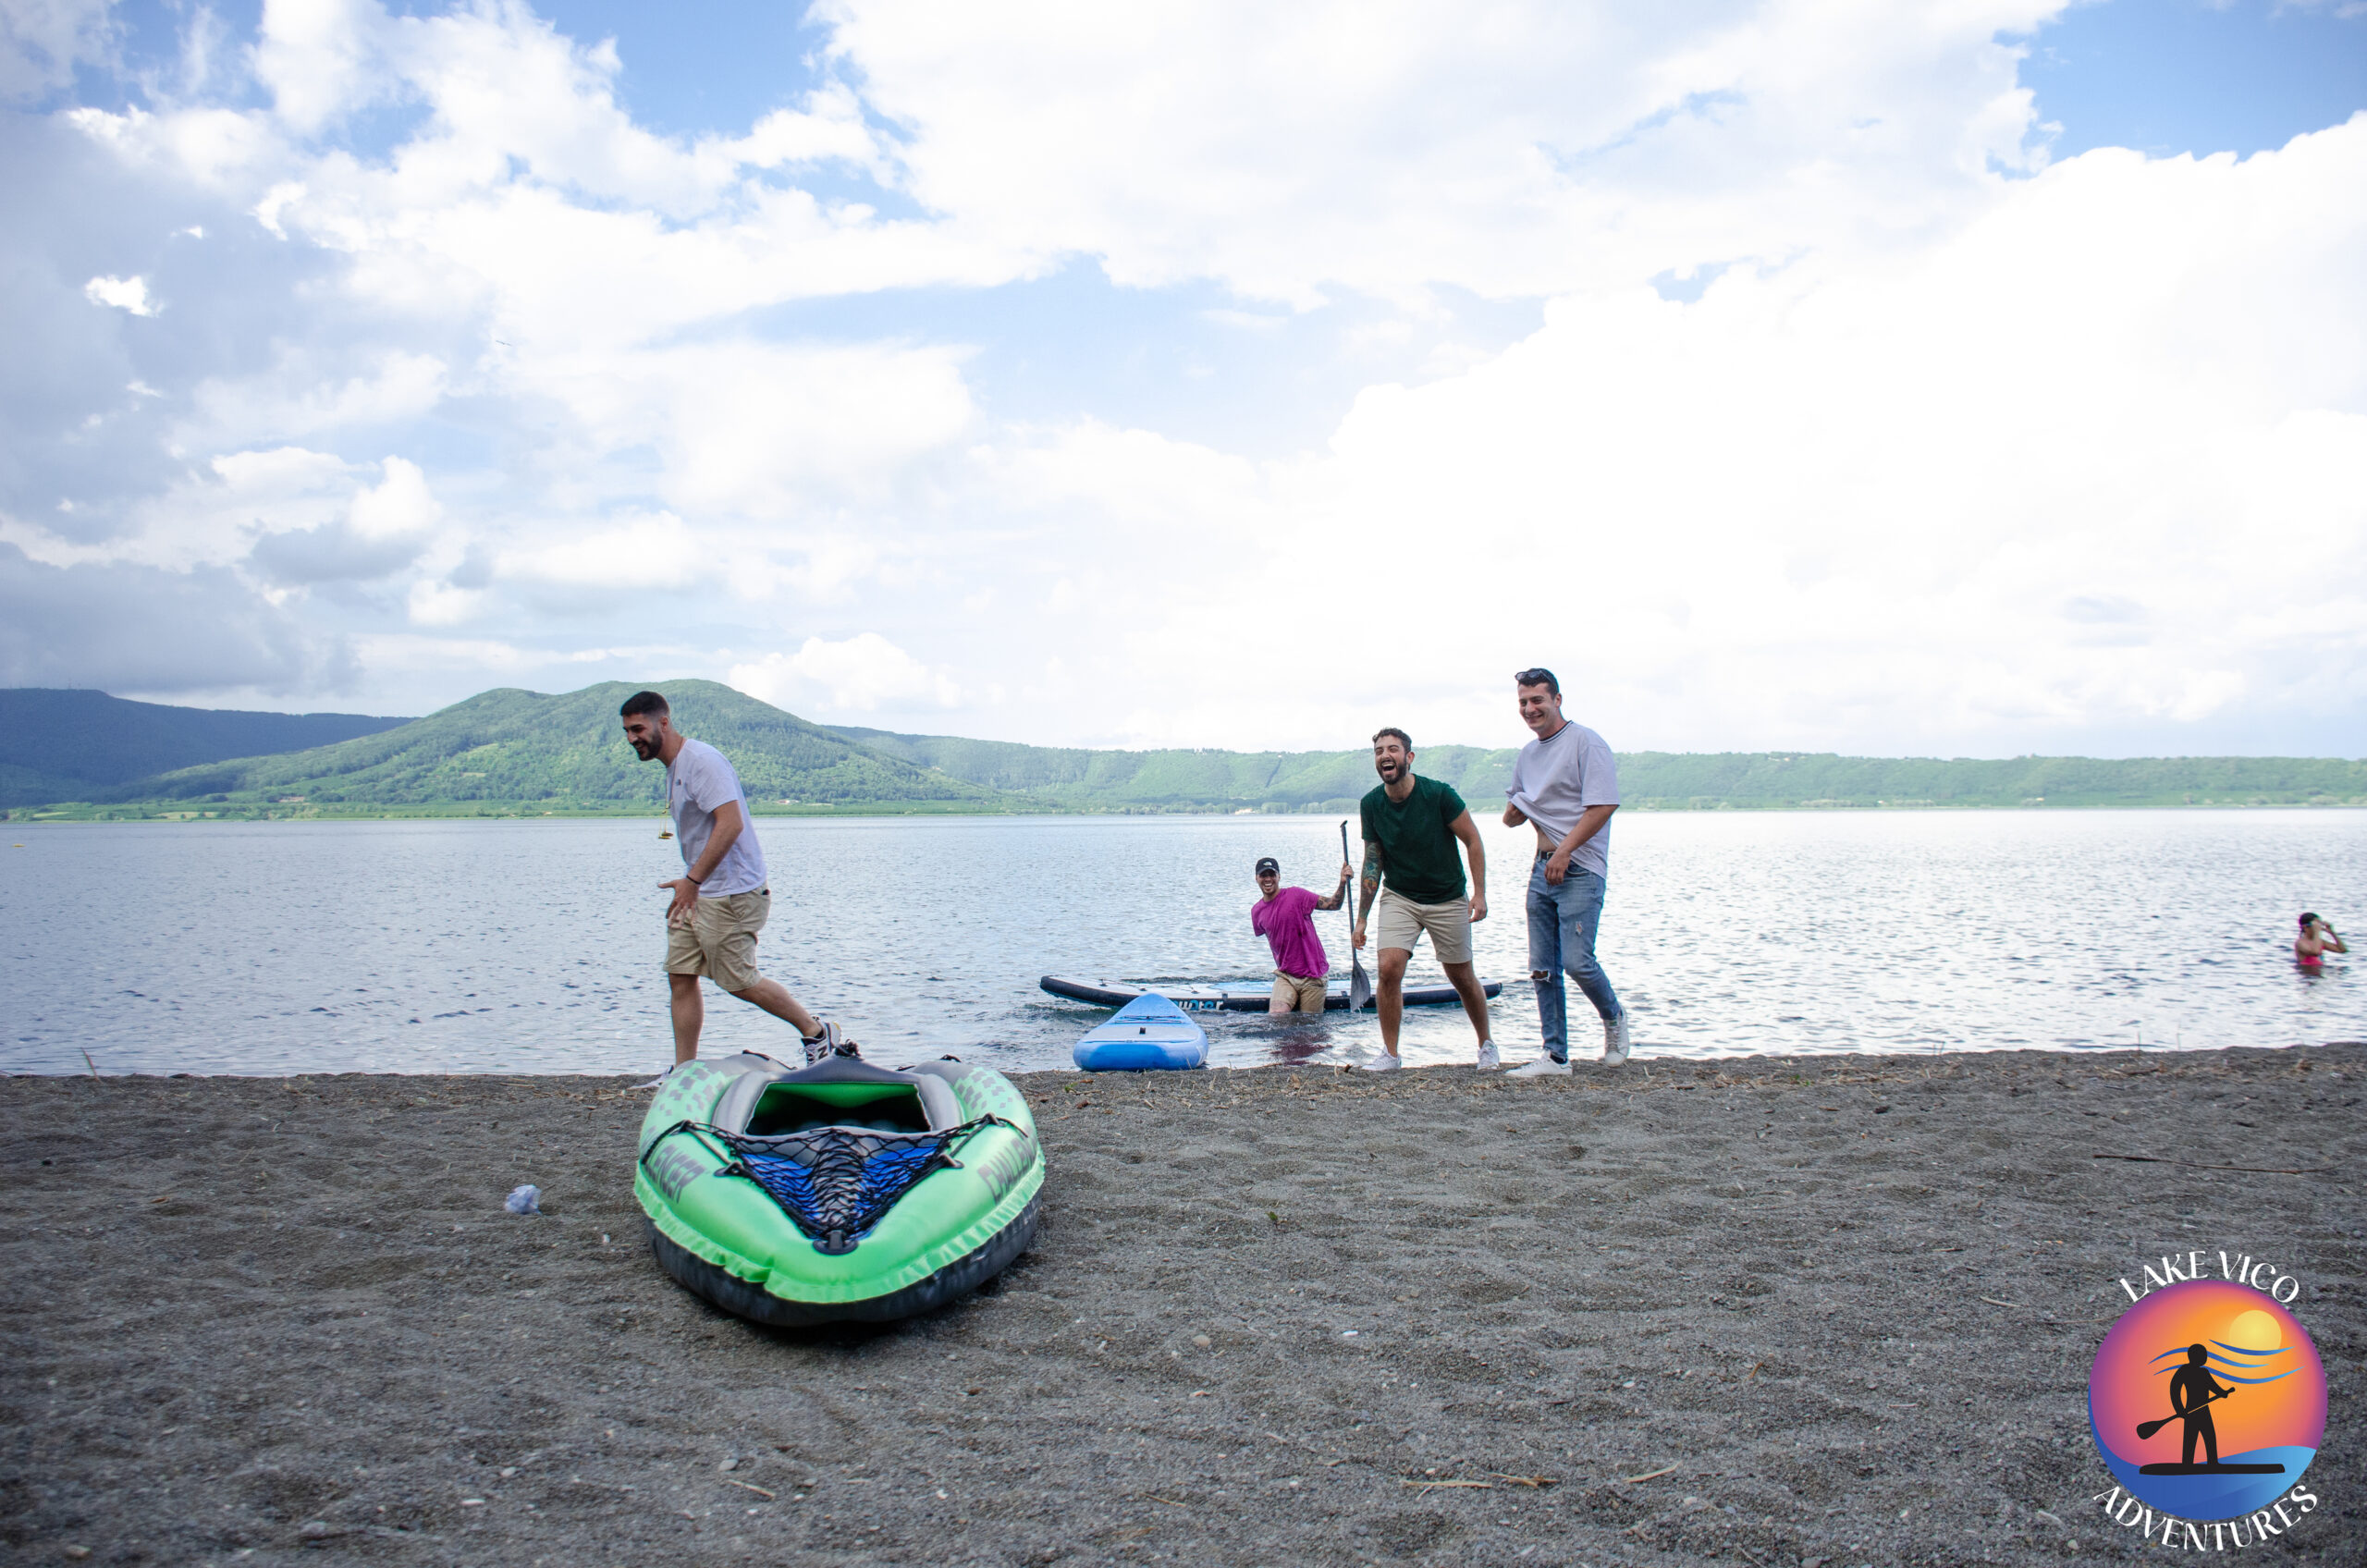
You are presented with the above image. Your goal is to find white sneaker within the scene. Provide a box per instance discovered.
[1475,1041,1501,1071]
[1600,1012,1633,1066]
[1506,1055,1571,1077]
[1361,1051,1404,1072]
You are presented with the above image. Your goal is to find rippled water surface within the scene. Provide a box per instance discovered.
[3,811,2359,1075]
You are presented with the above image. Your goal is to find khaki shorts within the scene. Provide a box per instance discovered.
[1270,971,1329,1012]
[1374,887,1473,965]
[665,888,769,992]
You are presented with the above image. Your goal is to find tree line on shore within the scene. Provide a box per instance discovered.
[5,683,2361,820]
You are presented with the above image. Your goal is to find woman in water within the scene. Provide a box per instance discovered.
[2296,913,2347,966]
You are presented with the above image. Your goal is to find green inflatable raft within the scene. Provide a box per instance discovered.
[634,1052,1043,1326]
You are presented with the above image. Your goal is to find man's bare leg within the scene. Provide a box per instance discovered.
[727,977,821,1039]
[1441,959,1492,1044]
[669,972,704,1065]
[1377,948,1412,1055]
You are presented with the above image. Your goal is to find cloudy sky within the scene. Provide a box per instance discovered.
[3,0,2361,755]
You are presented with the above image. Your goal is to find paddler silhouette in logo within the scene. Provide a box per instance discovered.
[2089,1277,2326,1520]
[2139,1343,2263,1474]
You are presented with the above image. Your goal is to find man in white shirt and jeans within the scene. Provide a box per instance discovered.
[1501,668,1632,1072]
[620,690,849,1072]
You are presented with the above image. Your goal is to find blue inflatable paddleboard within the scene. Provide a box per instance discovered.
[1073,992,1208,1072]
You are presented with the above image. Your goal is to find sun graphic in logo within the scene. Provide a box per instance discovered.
[2089,1279,2326,1521]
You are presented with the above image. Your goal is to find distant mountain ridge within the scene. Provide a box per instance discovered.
[6,682,2362,818]
[826,726,1509,813]
[829,727,2367,812]
[67,682,995,814]
[0,689,411,808]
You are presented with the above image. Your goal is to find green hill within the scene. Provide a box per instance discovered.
[7,681,2361,821]
[44,682,1001,816]
[828,727,1513,813]
[834,727,2367,812]
[0,689,411,807]
[1607,752,2367,809]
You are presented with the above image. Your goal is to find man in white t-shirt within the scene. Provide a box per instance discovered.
[1500,668,1631,1072]
[620,690,850,1073]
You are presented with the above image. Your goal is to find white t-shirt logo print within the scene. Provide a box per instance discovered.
[665,737,767,896]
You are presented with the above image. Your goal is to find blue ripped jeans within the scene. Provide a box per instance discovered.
[1527,858,1622,1060]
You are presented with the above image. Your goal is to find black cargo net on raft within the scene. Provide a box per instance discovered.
[648,1118,1017,1256]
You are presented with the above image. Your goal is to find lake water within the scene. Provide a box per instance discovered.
[2,811,2359,1076]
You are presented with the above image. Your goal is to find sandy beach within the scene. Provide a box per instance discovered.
[5,1044,2360,1566]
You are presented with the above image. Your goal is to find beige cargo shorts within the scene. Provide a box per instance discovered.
[1269,970,1330,1012]
[665,888,770,992]
[1373,887,1473,965]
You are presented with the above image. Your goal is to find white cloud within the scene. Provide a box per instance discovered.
[252,0,384,135]
[184,351,448,447]
[345,631,701,676]
[13,0,2363,755]
[158,447,358,568]
[245,454,442,586]
[65,103,285,187]
[0,446,447,587]
[521,340,976,516]
[83,274,157,314]
[214,2,1026,354]
[1029,120,2367,753]
[496,511,702,592]
[719,84,888,173]
[0,544,349,694]
[404,578,483,626]
[730,633,963,715]
[211,446,353,496]
[0,0,114,100]
[821,0,2062,302]
[349,455,439,538]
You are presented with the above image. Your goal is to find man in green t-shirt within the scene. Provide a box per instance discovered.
[1352,727,1495,1071]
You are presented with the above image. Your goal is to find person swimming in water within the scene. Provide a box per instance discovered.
[2296,913,2347,967]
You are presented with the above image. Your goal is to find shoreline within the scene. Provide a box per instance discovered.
[12,802,2367,825]
[19,1047,2367,1084]
[17,1034,2367,1082]
[6,1044,2359,1565]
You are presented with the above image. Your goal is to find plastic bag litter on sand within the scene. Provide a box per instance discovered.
[505,1184,541,1215]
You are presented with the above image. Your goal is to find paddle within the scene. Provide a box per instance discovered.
[2137,1387,2233,1441]
[1343,821,1373,1011]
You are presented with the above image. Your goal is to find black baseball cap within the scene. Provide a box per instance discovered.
[1255,857,1281,875]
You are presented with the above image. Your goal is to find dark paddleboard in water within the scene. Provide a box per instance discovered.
[1040,975,1500,1012]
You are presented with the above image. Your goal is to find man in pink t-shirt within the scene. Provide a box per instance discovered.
[1252,854,1353,1013]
